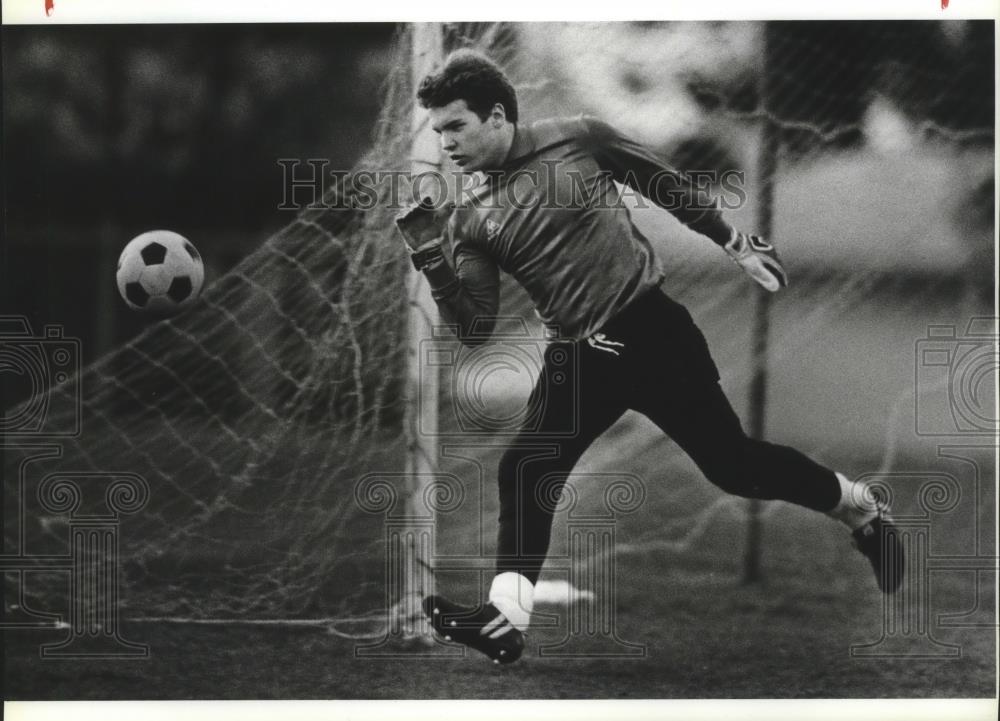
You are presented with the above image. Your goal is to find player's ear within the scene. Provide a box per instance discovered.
[490,104,506,128]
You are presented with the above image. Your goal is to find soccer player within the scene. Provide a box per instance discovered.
[395,49,904,665]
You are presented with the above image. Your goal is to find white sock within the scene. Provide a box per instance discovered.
[827,472,881,530]
[489,572,534,632]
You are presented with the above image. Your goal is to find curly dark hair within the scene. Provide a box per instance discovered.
[416,49,519,123]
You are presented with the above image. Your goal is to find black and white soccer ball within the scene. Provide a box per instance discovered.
[116,230,205,316]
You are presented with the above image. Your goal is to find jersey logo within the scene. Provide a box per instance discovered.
[586,333,625,356]
[486,219,501,242]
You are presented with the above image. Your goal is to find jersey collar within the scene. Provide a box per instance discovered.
[470,124,535,195]
[499,123,535,170]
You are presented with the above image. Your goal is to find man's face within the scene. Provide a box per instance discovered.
[429,99,505,172]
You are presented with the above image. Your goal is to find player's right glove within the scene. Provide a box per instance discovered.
[724,229,788,292]
[394,196,454,271]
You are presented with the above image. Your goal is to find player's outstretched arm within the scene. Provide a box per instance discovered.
[395,199,501,345]
[581,116,733,245]
[581,116,787,291]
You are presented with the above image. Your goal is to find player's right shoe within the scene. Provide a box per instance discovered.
[422,595,525,665]
[852,512,905,594]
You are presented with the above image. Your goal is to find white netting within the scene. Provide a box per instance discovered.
[3,22,993,627]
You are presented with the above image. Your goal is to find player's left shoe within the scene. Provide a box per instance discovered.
[852,512,905,594]
[422,595,525,665]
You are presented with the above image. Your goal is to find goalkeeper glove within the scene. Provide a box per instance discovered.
[724,229,788,291]
[394,197,455,271]
[395,196,454,249]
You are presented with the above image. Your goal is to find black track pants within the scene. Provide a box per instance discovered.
[495,289,841,584]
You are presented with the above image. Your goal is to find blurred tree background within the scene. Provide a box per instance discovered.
[3,24,395,361]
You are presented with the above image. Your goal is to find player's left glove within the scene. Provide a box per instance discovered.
[395,197,455,271]
[395,197,454,250]
[724,229,788,292]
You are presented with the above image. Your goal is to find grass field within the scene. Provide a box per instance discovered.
[4,567,994,699]
[4,451,995,700]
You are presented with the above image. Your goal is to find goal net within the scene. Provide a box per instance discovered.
[3,21,993,634]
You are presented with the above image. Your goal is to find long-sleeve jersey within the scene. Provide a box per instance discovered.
[421,115,733,343]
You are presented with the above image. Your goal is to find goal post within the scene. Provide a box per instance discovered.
[400,22,444,637]
[743,21,779,586]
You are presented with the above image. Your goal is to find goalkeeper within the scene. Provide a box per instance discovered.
[396,49,903,665]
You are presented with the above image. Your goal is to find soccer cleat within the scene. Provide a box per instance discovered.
[422,595,525,664]
[852,513,905,594]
